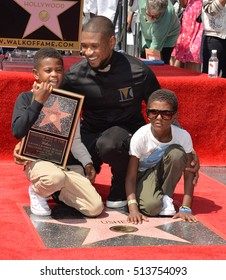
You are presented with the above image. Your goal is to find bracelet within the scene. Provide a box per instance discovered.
[179,206,192,214]
[128,199,138,206]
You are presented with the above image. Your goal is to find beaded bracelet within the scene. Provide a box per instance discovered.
[179,206,192,214]
[128,199,138,206]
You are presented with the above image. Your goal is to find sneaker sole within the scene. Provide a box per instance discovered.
[30,206,51,216]
[106,200,127,208]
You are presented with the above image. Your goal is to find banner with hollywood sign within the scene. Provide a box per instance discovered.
[0,0,83,50]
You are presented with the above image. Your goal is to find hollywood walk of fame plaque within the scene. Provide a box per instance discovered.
[0,0,83,50]
[23,206,226,248]
[19,88,84,169]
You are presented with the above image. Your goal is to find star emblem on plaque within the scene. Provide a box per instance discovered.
[33,96,73,136]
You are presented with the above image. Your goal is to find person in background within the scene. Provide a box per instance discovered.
[62,16,200,209]
[126,89,198,224]
[201,0,226,78]
[83,0,91,24]
[171,0,186,22]
[89,0,119,21]
[127,0,139,34]
[127,0,139,56]
[171,0,204,72]
[12,47,104,217]
[137,0,180,64]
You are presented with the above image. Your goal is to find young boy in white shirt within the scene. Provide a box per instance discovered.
[125,88,198,224]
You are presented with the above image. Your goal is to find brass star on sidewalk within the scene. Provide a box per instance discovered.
[14,0,77,39]
[39,97,71,132]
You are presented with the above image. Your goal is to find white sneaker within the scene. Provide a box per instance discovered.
[159,195,176,216]
[28,185,51,216]
[106,200,127,208]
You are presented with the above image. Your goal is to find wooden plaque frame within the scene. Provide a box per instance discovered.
[19,88,84,169]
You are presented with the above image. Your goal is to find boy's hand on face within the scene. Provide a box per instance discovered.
[33,81,52,104]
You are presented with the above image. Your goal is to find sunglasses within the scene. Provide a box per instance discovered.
[146,109,176,120]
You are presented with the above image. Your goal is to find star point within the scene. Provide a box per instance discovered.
[39,97,71,132]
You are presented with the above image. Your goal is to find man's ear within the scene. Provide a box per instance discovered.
[109,35,116,50]
[32,69,39,80]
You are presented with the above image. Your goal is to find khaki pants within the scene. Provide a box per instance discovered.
[137,144,187,216]
[25,160,104,217]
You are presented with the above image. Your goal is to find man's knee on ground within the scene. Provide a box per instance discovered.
[96,126,131,160]
[96,135,116,157]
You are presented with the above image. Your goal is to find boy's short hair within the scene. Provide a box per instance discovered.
[33,47,63,69]
[147,89,178,111]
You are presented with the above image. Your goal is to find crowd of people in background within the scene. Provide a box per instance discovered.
[82,0,226,77]
[1,1,225,77]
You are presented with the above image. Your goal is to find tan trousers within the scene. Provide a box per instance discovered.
[24,160,104,217]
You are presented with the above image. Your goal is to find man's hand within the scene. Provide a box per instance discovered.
[85,163,96,184]
[13,142,30,165]
[185,150,200,185]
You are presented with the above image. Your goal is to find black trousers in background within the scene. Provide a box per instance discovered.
[81,126,132,201]
[202,35,226,78]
